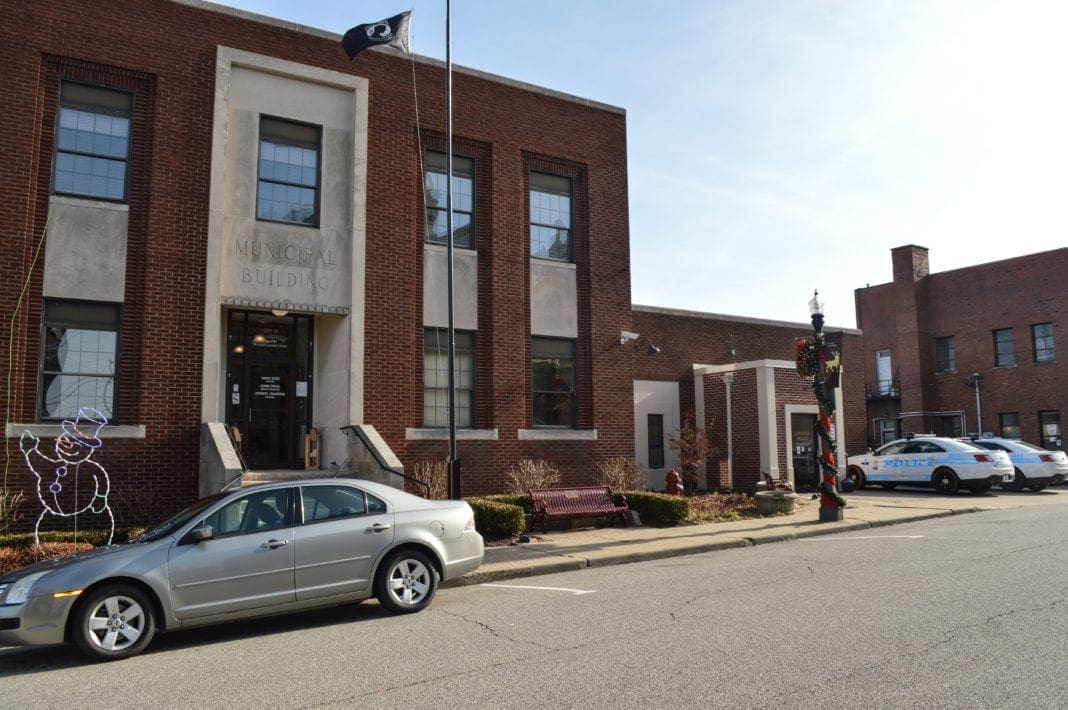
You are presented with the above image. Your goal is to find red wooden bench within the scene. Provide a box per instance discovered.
[528,486,629,533]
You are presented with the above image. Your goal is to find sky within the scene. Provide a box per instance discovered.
[217,0,1068,329]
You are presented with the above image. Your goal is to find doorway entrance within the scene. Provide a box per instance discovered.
[225,310,313,469]
[791,413,819,492]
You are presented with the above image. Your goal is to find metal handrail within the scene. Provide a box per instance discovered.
[338,425,430,497]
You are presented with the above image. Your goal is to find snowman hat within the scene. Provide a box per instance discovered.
[59,407,108,449]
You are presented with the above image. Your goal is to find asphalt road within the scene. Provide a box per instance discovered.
[2,499,1066,709]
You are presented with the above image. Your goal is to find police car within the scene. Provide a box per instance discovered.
[965,437,1068,492]
[846,435,1014,494]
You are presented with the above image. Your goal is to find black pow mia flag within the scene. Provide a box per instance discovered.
[341,11,412,60]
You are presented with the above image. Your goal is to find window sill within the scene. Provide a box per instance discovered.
[934,369,957,376]
[992,364,1017,370]
[50,194,129,211]
[6,423,146,439]
[529,258,576,270]
[424,242,477,254]
[405,428,498,441]
[518,428,597,441]
[1032,359,1057,365]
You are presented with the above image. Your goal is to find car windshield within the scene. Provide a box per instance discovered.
[134,492,230,543]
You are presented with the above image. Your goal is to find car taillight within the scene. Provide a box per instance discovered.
[973,454,991,462]
[1039,454,1054,462]
[464,517,475,531]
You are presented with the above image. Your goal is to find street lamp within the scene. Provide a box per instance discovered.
[807,290,846,522]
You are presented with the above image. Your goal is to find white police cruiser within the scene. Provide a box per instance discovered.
[965,437,1068,492]
[846,434,1014,495]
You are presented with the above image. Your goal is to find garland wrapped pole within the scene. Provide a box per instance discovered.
[797,290,846,521]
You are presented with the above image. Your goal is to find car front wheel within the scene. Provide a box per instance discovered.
[374,549,438,614]
[932,468,960,495]
[73,583,156,661]
[1028,483,1048,492]
[846,466,867,490]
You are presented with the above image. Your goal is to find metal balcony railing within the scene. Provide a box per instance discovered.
[866,379,901,400]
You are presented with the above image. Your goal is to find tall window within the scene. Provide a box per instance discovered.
[532,337,576,427]
[1032,323,1055,363]
[940,415,962,438]
[39,300,120,421]
[423,329,475,428]
[53,82,132,201]
[529,172,573,262]
[1038,411,1062,451]
[424,151,475,248]
[647,414,665,469]
[257,116,320,226]
[935,336,956,373]
[999,412,1021,439]
[993,328,1015,367]
[875,349,893,395]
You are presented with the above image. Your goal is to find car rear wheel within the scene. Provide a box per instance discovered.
[1027,483,1048,492]
[932,468,959,495]
[1002,468,1025,492]
[375,549,438,614]
[73,583,156,661]
[846,466,867,490]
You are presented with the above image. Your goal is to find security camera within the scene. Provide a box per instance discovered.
[620,330,639,343]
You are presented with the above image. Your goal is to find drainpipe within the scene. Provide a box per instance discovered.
[971,373,982,435]
[723,373,734,488]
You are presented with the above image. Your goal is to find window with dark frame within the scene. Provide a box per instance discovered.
[999,412,1021,439]
[424,150,475,248]
[647,414,665,469]
[39,300,120,421]
[993,328,1015,367]
[935,336,956,373]
[529,171,573,262]
[1038,411,1062,451]
[531,337,576,427]
[423,328,475,428]
[256,116,320,226]
[53,81,132,201]
[940,415,962,438]
[1032,323,1055,363]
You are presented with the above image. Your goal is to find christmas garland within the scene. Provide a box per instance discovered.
[796,335,847,508]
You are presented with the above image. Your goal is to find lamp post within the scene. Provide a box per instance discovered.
[807,290,846,522]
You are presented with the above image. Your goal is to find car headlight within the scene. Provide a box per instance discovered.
[2,572,50,606]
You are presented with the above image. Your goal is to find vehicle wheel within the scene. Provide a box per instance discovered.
[932,468,960,495]
[970,481,992,495]
[1027,483,1048,492]
[879,483,897,491]
[374,549,438,614]
[846,466,867,490]
[73,583,156,661]
[1003,468,1025,492]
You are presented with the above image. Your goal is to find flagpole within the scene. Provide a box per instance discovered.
[445,0,460,499]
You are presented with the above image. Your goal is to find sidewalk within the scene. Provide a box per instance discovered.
[450,488,1067,586]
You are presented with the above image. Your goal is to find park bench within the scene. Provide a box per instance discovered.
[528,485,629,533]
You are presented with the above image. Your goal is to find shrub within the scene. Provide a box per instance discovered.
[467,497,525,540]
[0,489,24,535]
[0,528,145,549]
[479,493,532,514]
[0,541,94,576]
[622,491,689,525]
[597,457,641,491]
[412,459,449,499]
[505,459,560,494]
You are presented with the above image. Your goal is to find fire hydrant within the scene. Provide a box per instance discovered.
[665,468,684,496]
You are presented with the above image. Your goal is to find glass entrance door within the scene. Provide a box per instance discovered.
[791,413,819,492]
[226,310,313,469]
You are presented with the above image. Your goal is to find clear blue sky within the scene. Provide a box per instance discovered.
[217,0,1068,328]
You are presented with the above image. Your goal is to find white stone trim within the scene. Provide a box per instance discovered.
[405,428,499,441]
[517,429,598,441]
[6,424,146,439]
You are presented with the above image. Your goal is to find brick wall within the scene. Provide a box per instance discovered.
[856,246,1068,449]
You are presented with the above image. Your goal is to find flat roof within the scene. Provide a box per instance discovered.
[177,0,626,115]
[633,304,862,335]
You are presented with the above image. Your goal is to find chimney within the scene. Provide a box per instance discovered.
[891,245,929,283]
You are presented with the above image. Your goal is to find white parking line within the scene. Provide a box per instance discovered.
[483,583,598,595]
[801,535,925,541]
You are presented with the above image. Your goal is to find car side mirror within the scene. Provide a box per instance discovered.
[182,524,214,545]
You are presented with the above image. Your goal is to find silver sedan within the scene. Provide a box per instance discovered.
[0,478,483,661]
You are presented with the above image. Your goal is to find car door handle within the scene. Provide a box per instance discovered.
[261,539,289,549]
[366,523,392,533]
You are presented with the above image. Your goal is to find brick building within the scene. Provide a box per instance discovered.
[0,0,867,533]
[855,245,1067,452]
[0,0,638,525]
[630,306,865,493]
